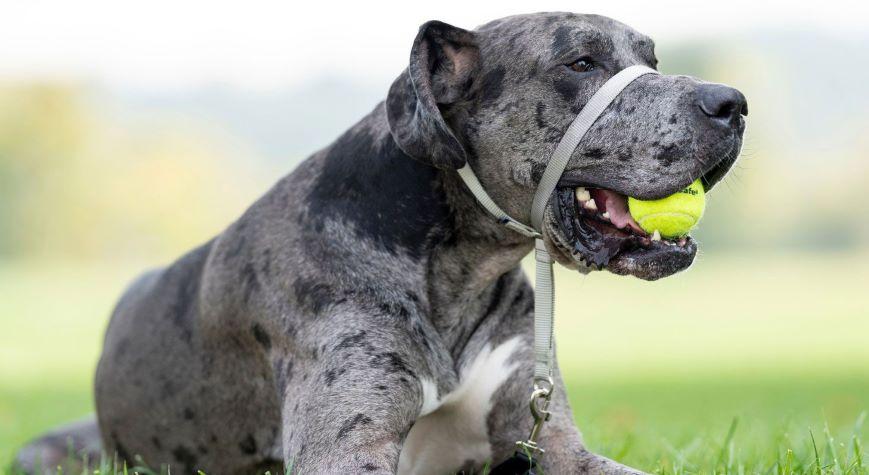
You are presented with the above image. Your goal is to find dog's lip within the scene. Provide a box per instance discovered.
[549,186,698,279]
[606,238,697,280]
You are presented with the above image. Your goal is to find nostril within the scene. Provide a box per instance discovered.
[696,84,747,124]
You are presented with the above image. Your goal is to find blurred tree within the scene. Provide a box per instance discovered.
[0,83,268,261]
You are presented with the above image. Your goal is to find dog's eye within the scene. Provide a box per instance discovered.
[568,58,595,73]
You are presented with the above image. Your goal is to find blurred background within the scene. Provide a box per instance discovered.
[1,0,867,472]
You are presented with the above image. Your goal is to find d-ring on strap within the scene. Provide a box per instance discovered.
[456,65,657,460]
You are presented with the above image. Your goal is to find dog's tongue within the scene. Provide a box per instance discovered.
[590,189,645,234]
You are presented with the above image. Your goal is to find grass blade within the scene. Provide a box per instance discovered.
[717,417,740,472]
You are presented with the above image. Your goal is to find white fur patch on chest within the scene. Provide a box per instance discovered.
[397,337,522,475]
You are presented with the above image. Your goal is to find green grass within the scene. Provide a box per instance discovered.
[1,252,868,473]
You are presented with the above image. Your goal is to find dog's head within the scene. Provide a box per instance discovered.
[386,12,747,280]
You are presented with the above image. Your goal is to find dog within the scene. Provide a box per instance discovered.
[15,12,746,474]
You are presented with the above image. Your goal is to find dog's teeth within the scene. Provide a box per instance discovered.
[583,199,597,211]
[651,230,661,241]
[575,187,591,202]
[601,212,610,221]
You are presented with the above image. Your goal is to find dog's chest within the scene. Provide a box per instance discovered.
[397,337,522,475]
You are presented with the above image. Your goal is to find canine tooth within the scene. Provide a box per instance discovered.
[575,187,591,202]
[651,230,661,241]
[601,212,610,220]
[584,199,598,211]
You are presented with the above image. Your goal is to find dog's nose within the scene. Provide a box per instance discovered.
[696,84,748,126]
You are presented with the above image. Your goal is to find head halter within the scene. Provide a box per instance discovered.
[456,65,658,466]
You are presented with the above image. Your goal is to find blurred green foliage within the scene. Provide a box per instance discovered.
[0,84,271,260]
[1,35,869,261]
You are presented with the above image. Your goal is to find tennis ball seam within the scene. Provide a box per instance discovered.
[635,211,700,222]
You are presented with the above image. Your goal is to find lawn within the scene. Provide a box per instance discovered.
[1,251,867,473]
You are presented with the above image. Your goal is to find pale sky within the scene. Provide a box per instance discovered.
[1,0,866,91]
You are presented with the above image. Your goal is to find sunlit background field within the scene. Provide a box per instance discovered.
[1,0,868,472]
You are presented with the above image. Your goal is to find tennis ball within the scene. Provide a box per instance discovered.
[627,179,705,238]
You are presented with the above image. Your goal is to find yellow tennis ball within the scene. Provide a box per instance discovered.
[628,179,706,238]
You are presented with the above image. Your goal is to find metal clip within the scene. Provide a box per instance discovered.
[515,377,554,457]
[500,217,542,239]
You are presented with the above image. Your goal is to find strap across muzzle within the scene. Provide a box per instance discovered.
[458,64,658,237]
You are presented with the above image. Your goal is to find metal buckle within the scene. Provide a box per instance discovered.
[500,217,542,239]
[515,377,554,457]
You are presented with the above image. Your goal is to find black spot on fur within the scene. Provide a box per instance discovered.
[554,78,578,103]
[324,369,337,385]
[260,248,272,276]
[480,66,506,105]
[239,434,257,455]
[182,407,195,420]
[362,463,379,471]
[151,437,162,450]
[584,148,605,160]
[336,413,373,440]
[655,143,681,167]
[378,301,412,320]
[535,102,546,129]
[334,331,367,351]
[241,261,259,303]
[371,352,413,376]
[551,26,574,56]
[323,367,347,386]
[293,279,334,315]
[305,132,450,260]
[509,284,535,315]
[252,323,271,349]
[530,161,546,183]
[411,320,432,350]
[172,445,198,472]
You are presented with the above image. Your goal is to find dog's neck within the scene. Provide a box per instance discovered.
[308,102,535,352]
[345,103,536,348]
[426,170,535,352]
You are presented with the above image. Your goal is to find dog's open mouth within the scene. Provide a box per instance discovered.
[550,186,698,280]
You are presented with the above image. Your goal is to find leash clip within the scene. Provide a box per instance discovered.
[515,377,554,457]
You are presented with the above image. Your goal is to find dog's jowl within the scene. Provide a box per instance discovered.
[16,12,745,475]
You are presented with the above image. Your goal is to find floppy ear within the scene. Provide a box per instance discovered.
[386,20,479,170]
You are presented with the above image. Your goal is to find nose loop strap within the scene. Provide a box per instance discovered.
[530,65,659,231]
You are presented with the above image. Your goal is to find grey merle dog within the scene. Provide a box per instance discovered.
[16,12,746,475]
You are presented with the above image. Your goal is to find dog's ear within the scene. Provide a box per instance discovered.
[386,21,479,170]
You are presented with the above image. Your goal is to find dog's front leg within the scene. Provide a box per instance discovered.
[279,313,434,474]
[486,342,646,474]
[533,373,648,475]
